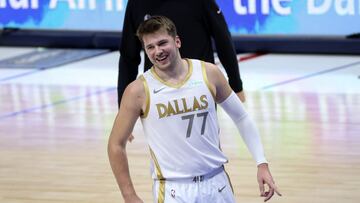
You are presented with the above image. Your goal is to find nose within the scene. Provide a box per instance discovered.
[154,46,163,56]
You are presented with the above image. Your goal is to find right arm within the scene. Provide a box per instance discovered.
[118,0,143,107]
[108,79,145,203]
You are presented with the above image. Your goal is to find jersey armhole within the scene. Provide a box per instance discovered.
[139,75,150,118]
[201,61,216,99]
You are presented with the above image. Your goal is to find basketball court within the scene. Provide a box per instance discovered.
[0,46,359,203]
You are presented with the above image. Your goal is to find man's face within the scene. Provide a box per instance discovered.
[142,29,181,70]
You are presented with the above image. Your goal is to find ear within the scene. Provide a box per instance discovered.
[175,36,181,48]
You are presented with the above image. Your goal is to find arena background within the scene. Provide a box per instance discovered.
[1,1,360,203]
[1,0,359,54]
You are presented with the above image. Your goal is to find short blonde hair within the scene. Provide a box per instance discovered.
[136,15,177,44]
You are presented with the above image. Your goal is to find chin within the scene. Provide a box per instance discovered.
[156,60,170,67]
[156,64,169,70]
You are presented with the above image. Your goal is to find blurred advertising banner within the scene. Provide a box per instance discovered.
[1,0,359,36]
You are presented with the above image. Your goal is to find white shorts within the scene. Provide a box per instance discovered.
[152,167,236,203]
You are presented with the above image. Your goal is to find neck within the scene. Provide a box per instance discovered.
[154,58,188,85]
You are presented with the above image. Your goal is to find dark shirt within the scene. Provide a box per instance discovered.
[118,0,243,105]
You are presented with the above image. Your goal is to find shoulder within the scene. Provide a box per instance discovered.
[187,59,220,79]
[121,76,147,109]
[201,61,232,103]
[124,77,145,98]
[202,61,223,81]
[200,61,221,94]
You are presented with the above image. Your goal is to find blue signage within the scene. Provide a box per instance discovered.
[0,0,359,36]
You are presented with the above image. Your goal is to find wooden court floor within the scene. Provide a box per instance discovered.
[0,49,359,203]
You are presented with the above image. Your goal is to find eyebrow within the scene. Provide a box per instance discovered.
[145,39,169,49]
[157,39,168,44]
[145,44,153,49]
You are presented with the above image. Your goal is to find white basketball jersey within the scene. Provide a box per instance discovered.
[140,59,228,180]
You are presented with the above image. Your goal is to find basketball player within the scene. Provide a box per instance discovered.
[108,16,281,203]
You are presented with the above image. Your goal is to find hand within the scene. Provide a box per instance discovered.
[236,91,246,102]
[127,134,135,143]
[257,163,282,202]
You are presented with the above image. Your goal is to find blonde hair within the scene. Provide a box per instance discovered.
[136,15,177,44]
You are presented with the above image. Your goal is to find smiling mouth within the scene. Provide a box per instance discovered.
[156,54,168,62]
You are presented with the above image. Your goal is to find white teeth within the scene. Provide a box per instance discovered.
[156,55,168,61]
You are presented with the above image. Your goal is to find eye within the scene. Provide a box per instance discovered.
[146,45,154,51]
[158,40,168,46]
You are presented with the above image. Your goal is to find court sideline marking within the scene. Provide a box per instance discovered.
[0,69,44,83]
[0,87,116,120]
[0,53,265,83]
[1,54,359,120]
[261,60,360,90]
[0,49,110,83]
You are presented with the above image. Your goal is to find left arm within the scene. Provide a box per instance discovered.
[205,62,281,201]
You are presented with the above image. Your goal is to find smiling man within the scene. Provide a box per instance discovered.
[108,16,281,203]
